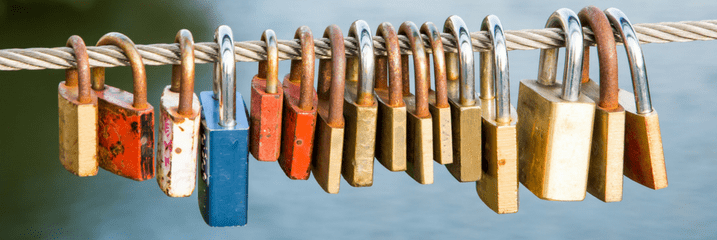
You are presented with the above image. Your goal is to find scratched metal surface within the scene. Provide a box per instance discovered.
[1,0,716,239]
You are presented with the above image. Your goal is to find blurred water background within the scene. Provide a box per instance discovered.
[1,0,716,239]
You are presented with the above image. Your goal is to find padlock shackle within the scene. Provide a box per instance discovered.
[258,29,279,94]
[537,8,585,102]
[399,21,430,118]
[288,26,316,111]
[420,22,449,109]
[95,32,148,109]
[375,22,404,107]
[480,15,511,123]
[65,35,92,104]
[347,20,376,106]
[578,6,620,111]
[170,29,196,116]
[318,24,346,127]
[214,25,237,128]
[605,8,653,114]
[444,15,476,106]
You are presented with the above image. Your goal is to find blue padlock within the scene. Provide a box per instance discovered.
[198,25,250,227]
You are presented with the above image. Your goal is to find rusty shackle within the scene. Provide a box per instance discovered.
[318,24,346,127]
[94,32,148,109]
[258,29,279,94]
[65,35,92,104]
[375,22,404,107]
[288,26,315,111]
[578,6,620,111]
[170,29,196,116]
[420,22,449,109]
[347,20,375,106]
[399,21,430,118]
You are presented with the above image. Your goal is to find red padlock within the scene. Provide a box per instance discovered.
[279,26,318,180]
[250,29,284,162]
[93,32,154,181]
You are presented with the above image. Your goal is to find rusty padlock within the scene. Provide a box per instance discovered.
[93,32,154,181]
[250,29,283,162]
[312,24,346,194]
[279,26,318,180]
[399,21,434,184]
[517,8,595,201]
[475,15,518,214]
[157,29,201,197]
[421,22,453,165]
[606,8,668,190]
[58,35,98,177]
[342,20,378,187]
[374,22,407,172]
[577,6,625,202]
[443,15,482,182]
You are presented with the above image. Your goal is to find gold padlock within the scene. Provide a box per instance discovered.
[312,24,346,194]
[399,21,434,184]
[421,22,453,165]
[578,6,625,202]
[517,8,595,201]
[476,15,518,214]
[374,22,407,172]
[606,8,667,190]
[443,15,482,182]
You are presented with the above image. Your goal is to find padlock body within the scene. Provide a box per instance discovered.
[96,85,154,181]
[250,76,283,162]
[517,79,595,201]
[157,86,201,197]
[618,89,667,190]
[428,91,453,165]
[445,97,482,182]
[342,81,378,187]
[312,103,344,194]
[405,96,434,184]
[477,101,518,214]
[581,80,625,202]
[58,82,98,177]
[279,78,318,180]
[374,88,407,171]
[198,91,250,227]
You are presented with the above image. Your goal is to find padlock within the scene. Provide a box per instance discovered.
[475,15,518,214]
[374,22,407,172]
[278,26,318,180]
[421,22,453,165]
[93,32,154,181]
[517,8,595,201]
[605,8,668,190]
[398,21,434,184]
[312,24,346,194]
[443,15,482,182]
[342,20,378,187]
[58,35,98,177]
[156,29,202,197]
[197,26,250,227]
[250,29,283,162]
[577,6,625,202]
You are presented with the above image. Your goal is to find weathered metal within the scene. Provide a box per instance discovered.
[250,29,284,162]
[421,22,453,165]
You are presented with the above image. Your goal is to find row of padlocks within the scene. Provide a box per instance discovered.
[57,6,667,227]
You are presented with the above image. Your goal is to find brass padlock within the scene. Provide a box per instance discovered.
[58,35,98,177]
[250,29,283,162]
[578,6,625,202]
[399,21,434,184]
[606,8,668,190]
[374,22,407,172]
[421,22,453,165]
[517,8,595,201]
[157,29,202,197]
[443,15,482,182]
[342,20,378,187]
[475,15,518,214]
[312,24,346,194]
